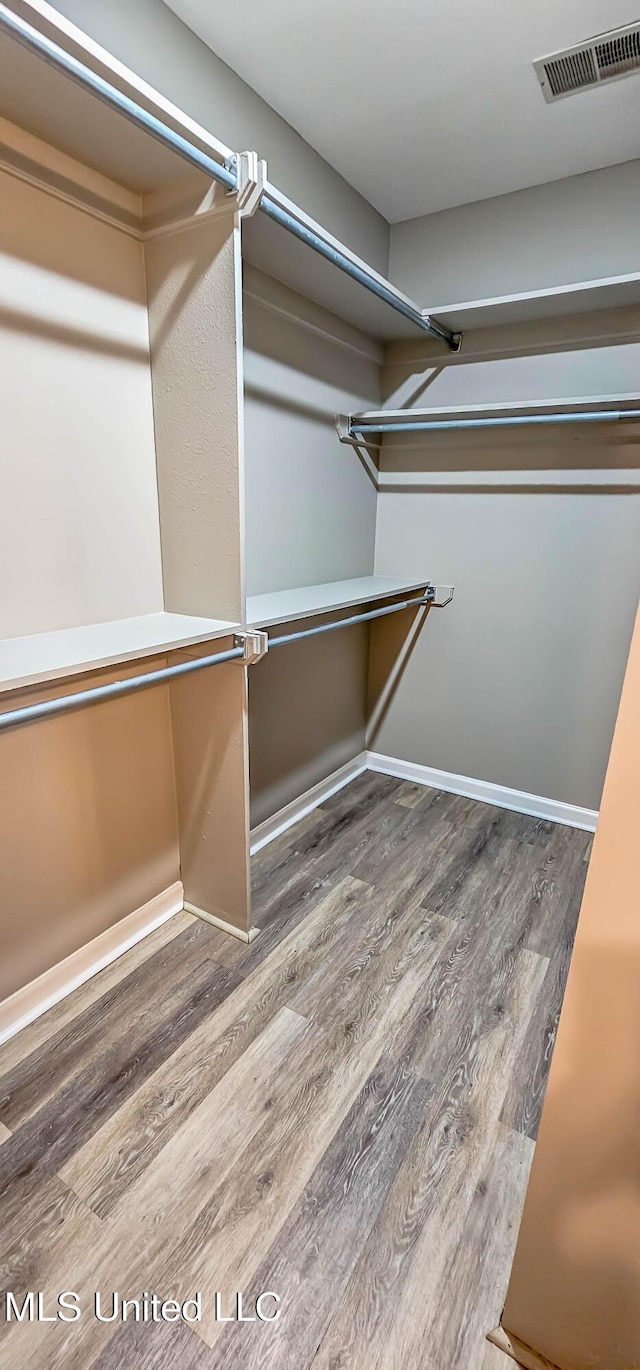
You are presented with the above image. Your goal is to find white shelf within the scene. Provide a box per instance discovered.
[423,273,640,334]
[245,577,431,629]
[351,394,640,427]
[0,0,236,197]
[0,612,240,694]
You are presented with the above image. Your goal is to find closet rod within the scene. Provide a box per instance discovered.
[0,4,460,354]
[258,196,460,350]
[269,593,434,647]
[351,410,640,435]
[0,4,237,190]
[0,644,244,734]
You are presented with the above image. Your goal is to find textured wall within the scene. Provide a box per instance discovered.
[145,214,245,622]
[0,166,163,637]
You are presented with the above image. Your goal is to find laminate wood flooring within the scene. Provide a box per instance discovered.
[0,774,591,1369]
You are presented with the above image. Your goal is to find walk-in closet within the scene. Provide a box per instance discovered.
[1,2,639,1368]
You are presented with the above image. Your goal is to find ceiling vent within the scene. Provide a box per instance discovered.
[535,23,640,101]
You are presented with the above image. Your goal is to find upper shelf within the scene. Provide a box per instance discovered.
[0,612,240,694]
[0,4,218,196]
[420,273,640,335]
[245,577,431,629]
[0,2,453,346]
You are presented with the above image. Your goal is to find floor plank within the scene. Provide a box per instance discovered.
[59,878,368,1217]
[422,1123,535,1369]
[0,775,589,1370]
[310,950,547,1370]
[208,1054,431,1369]
[0,954,240,1205]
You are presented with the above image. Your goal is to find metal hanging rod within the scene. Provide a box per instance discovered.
[0,4,460,353]
[0,644,243,735]
[268,592,436,647]
[258,196,460,350]
[350,410,640,435]
[0,4,237,190]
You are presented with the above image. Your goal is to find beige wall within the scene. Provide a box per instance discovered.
[243,268,380,597]
[0,145,185,1001]
[500,597,640,1369]
[0,668,179,1001]
[370,312,640,811]
[249,625,369,828]
[0,165,163,637]
[390,161,640,307]
[244,269,380,823]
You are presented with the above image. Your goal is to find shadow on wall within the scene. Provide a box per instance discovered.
[367,604,433,746]
[243,270,383,397]
[248,623,370,828]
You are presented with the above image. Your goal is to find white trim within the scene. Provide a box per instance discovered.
[0,881,184,1046]
[377,469,640,490]
[366,752,598,831]
[250,753,368,854]
[183,904,259,943]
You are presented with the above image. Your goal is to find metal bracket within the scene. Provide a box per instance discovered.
[422,314,463,354]
[235,631,269,664]
[428,586,455,608]
[227,150,267,219]
[335,415,353,444]
[335,414,379,447]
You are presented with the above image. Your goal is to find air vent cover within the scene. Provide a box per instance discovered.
[535,23,640,101]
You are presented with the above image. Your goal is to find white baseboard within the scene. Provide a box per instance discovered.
[0,881,184,1047]
[184,902,260,944]
[367,752,598,832]
[250,752,368,854]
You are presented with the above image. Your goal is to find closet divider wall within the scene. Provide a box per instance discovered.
[144,210,252,937]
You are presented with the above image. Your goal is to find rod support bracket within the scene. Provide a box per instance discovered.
[235,630,269,664]
[422,314,463,353]
[336,414,356,445]
[229,150,267,218]
[335,414,378,448]
[428,585,455,608]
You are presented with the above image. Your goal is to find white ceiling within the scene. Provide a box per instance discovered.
[163,0,640,223]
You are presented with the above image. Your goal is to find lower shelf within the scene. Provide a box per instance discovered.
[245,575,431,629]
[0,611,241,694]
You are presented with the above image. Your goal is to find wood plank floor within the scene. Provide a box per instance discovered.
[0,774,591,1369]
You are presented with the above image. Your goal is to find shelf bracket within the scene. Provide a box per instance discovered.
[235,630,269,664]
[428,586,455,607]
[335,415,378,447]
[226,150,267,219]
